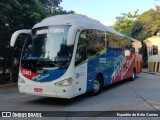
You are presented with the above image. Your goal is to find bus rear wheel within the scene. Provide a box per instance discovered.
[91,76,102,95]
[130,69,136,81]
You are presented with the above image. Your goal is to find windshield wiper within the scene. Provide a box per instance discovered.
[37,60,62,68]
[21,59,68,69]
[21,59,36,68]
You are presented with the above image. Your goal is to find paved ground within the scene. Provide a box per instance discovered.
[142,68,160,76]
[0,72,160,120]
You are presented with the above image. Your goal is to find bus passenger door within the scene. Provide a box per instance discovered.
[74,63,87,96]
[74,39,88,96]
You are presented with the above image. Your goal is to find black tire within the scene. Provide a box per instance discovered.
[130,69,136,81]
[91,76,103,95]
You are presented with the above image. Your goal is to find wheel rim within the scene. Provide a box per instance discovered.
[93,80,100,92]
[132,71,135,79]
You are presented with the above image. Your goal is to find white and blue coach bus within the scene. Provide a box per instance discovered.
[10,14,142,98]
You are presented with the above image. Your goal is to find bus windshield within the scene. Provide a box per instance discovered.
[21,25,74,69]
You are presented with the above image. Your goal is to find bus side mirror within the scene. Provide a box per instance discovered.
[10,29,31,47]
[67,26,81,46]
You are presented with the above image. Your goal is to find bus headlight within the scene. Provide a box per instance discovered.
[18,77,25,83]
[54,78,73,86]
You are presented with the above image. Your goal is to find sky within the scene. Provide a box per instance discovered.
[60,0,160,26]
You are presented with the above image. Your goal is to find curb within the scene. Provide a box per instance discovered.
[0,83,17,88]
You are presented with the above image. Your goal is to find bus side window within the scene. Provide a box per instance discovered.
[106,32,132,51]
[75,29,105,66]
[86,29,105,58]
[106,33,123,50]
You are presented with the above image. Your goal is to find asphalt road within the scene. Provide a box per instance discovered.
[0,72,160,120]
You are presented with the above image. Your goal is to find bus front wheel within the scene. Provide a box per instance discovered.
[91,76,102,95]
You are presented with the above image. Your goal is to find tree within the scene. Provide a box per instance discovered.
[0,0,46,82]
[131,9,160,41]
[40,0,62,13]
[39,0,74,16]
[0,0,75,83]
[113,9,139,36]
[130,8,160,67]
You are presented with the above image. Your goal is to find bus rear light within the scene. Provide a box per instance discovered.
[54,78,73,86]
[18,77,25,83]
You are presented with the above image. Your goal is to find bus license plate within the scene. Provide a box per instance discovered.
[34,88,43,93]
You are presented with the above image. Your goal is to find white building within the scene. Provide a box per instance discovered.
[144,33,160,73]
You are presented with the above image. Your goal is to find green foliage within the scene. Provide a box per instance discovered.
[40,0,62,13]
[39,0,74,16]
[0,0,46,30]
[113,9,139,36]
[0,0,74,81]
[0,0,46,58]
[131,9,160,41]
[130,8,160,68]
[0,0,74,59]
[114,19,133,36]
[121,9,139,20]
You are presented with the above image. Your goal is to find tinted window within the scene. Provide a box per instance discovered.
[106,32,132,50]
[75,29,105,66]
[85,29,105,57]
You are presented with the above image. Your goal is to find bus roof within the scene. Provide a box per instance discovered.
[33,14,139,42]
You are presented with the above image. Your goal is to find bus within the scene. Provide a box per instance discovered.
[10,14,142,99]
